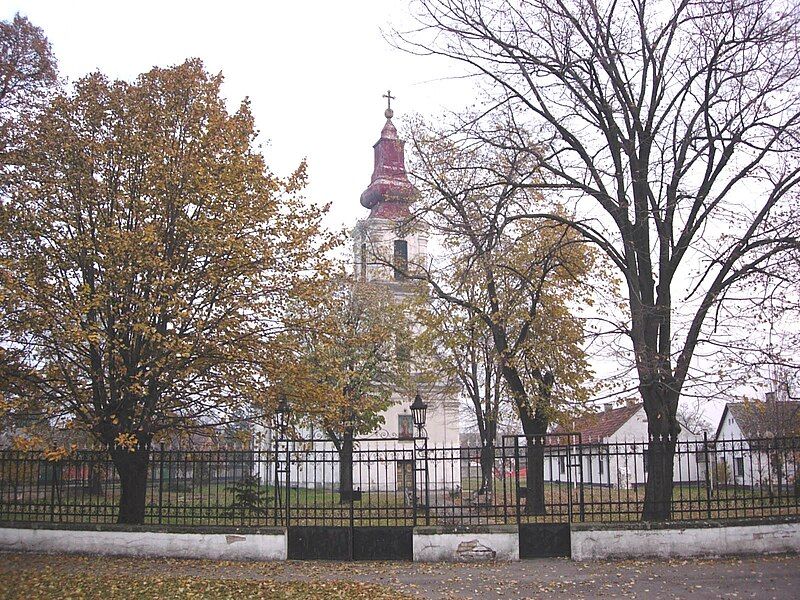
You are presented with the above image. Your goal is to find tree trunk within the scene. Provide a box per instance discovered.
[339,429,354,503]
[478,443,495,494]
[640,378,681,521]
[642,436,677,521]
[110,447,150,525]
[86,463,103,496]
[524,436,546,515]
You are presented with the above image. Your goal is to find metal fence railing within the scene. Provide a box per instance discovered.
[1,434,798,527]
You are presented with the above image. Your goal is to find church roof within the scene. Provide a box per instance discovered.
[359,99,418,219]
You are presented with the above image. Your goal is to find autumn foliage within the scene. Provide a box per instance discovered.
[0,59,335,522]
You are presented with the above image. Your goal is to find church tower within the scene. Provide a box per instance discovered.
[352,94,428,288]
[351,93,459,448]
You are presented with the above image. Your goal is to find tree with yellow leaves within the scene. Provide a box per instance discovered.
[0,13,57,415]
[270,275,420,500]
[1,59,335,523]
[407,117,603,513]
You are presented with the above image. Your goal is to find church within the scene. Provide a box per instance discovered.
[258,97,461,492]
[351,95,460,449]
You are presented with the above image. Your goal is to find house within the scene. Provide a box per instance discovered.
[547,402,704,488]
[714,395,800,489]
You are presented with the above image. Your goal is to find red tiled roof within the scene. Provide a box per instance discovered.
[554,404,642,443]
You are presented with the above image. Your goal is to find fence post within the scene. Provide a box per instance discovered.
[412,443,417,528]
[513,437,522,526]
[577,434,585,523]
[502,440,509,525]
[49,461,56,523]
[272,433,280,527]
[703,432,712,519]
[285,438,291,528]
[424,437,430,526]
[566,440,573,523]
[158,444,164,525]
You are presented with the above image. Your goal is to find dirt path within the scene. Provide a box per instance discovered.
[1,552,797,599]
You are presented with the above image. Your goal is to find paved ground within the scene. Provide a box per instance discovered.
[0,552,798,599]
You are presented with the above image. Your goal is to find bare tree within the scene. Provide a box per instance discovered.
[400,0,800,520]
[421,293,505,495]
[398,119,598,513]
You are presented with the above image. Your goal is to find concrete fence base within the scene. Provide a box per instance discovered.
[571,518,800,560]
[413,525,519,562]
[2,518,798,562]
[0,524,287,561]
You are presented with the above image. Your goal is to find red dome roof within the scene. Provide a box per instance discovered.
[359,113,418,219]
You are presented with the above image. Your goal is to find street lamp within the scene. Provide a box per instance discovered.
[409,391,430,525]
[410,392,428,437]
[274,395,291,437]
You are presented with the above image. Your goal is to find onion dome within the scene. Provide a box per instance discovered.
[359,93,418,219]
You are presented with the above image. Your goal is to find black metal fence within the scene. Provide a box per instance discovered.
[1,434,798,527]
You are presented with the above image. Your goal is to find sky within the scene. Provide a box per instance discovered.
[5,1,745,427]
[6,0,469,230]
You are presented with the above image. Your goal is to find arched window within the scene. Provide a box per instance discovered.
[393,239,408,280]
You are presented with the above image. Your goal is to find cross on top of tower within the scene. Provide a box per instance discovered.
[383,90,395,119]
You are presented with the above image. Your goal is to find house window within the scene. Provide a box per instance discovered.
[360,242,367,280]
[734,456,745,478]
[393,240,408,280]
[558,456,566,475]
[398,414,413,440]
[598,455,604,476]
[643,452,648,473]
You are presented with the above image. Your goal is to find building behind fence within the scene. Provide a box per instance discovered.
[0,435,798,527]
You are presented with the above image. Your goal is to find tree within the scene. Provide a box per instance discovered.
[401,0,800,520]
[421,301,504,495]
[1,60,334,523]
[404,119,598,513]
[271,277,418,501]
[0,13,56,133]
[0,13,57,409]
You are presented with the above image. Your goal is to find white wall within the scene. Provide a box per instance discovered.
[571,521,800,560]
[352,218,428,284]
[414,526,519,562]
[261,437,462,493]
[0,527,287,561]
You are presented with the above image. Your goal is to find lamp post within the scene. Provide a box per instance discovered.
[409,392,430,524]
[273,395,291,438]
[410,392,428,438]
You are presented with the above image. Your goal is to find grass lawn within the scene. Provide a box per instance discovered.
[2,479,798,526]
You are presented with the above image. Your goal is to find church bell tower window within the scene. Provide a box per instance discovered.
[393,239,408,280]
[360,242,367,281]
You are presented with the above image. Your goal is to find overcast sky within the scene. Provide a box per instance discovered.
[6,0,470,230]
[7,1,745,425]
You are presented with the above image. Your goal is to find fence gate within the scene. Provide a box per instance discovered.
[287,526,413,561]
[506,433,582,558]
[283,436,417,560]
